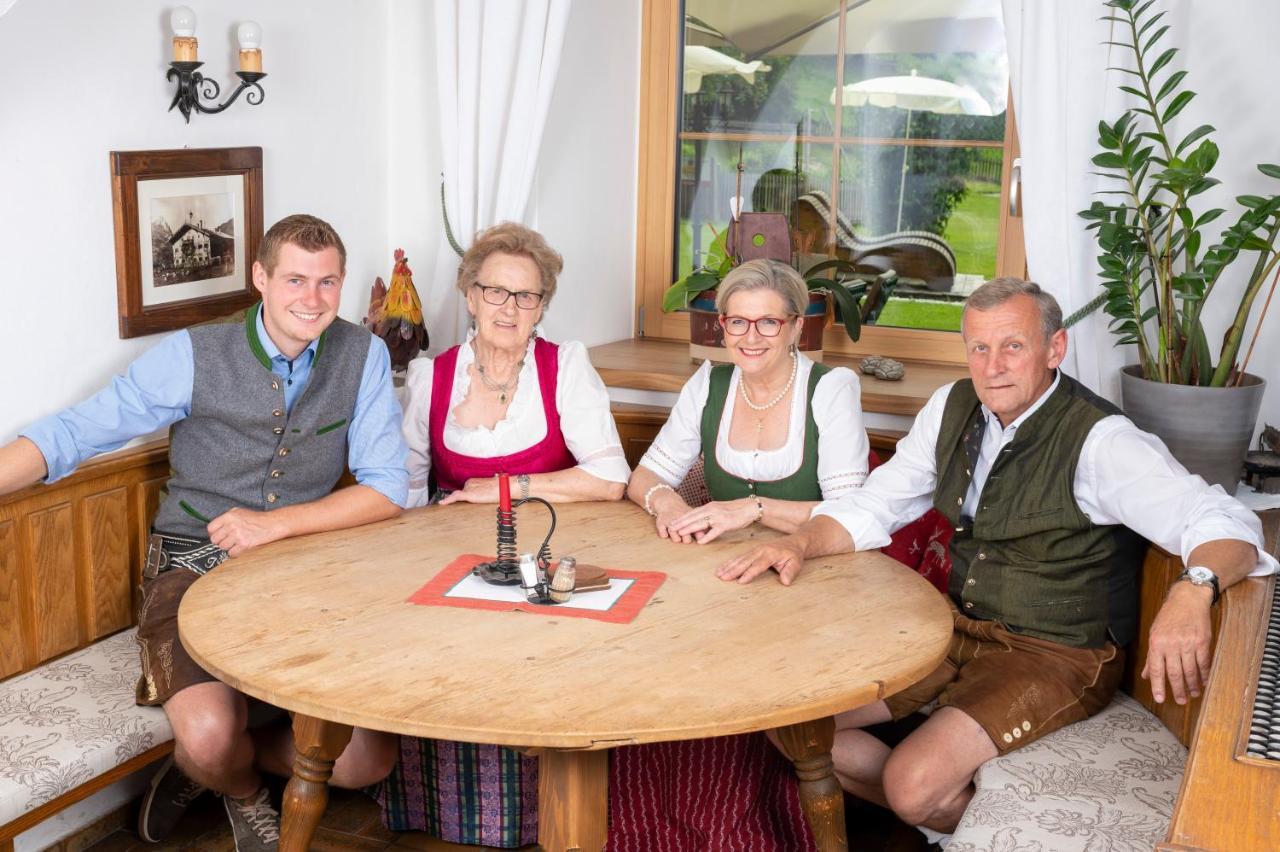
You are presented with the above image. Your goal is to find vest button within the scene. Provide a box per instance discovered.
[271,381,280,391]
[977,552,987,560]
[272,427,284,435]
[964,601,974,610]
[272,409,284,417]
[270,470,283,478]
[966,578,976,586]
[278,448,289,457]
[956,497,963,506]
[266,492,278,503]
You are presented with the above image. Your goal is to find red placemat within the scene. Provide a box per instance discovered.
[407,553,666,624]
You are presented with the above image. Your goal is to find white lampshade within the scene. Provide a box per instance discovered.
[169,6,197,37]
[237,21,263,50]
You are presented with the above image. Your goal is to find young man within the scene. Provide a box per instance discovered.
[0,214,408,851]
[719,278,1277,838]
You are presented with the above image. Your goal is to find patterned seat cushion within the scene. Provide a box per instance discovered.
[0,629,173,827]
[949,692,1185,852]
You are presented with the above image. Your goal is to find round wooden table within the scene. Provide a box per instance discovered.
[179,501,951,851]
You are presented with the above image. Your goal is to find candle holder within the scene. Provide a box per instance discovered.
[474,497,557,586]
[166,62,267,123]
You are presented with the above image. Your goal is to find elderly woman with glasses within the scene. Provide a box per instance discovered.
[627,258,869,543]
[615,258,869,851]
[383,222,629,849]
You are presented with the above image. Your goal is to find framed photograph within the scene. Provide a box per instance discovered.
[111,147,263,338]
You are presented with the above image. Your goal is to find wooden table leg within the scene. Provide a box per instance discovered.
[776,716,848,852]
[279,714,353,852]
[537,748,609,852]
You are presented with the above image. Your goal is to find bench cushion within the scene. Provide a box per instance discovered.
[0,629,173,827]
[949,692,1185,852]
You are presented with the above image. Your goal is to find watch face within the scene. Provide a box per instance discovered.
[1187,566,1215,583]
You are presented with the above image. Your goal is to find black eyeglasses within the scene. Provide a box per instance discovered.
[473,283,544,310]
[719,315,794,337]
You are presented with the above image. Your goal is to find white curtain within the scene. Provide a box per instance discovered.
[1001,1,1132,401]
[428,0,572,349]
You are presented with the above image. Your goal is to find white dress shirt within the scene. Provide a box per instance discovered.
[639,357,870,499]
[401,334,630,508]
[814,373,1278,576]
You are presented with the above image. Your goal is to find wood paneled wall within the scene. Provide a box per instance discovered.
[0,440,168,679]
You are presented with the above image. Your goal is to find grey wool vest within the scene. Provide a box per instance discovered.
[153,305,369,539]
[933,375,1148,648]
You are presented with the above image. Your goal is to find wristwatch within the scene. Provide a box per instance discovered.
[1177,565,1221,605]
[517,474,531,500]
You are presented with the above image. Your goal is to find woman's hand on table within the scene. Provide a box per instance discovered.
[716,535,808,585]
[438,477,499,504]
[669,500,756,544]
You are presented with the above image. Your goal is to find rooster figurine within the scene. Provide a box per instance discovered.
[370,248,428,370]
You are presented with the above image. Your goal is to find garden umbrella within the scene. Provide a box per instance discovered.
[683,45,771,94]
[833,70,993,229]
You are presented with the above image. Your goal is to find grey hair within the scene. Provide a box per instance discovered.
[962,277,1063,341]
[714,259,808,317]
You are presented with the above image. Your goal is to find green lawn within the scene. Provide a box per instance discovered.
[943,180,1000,279]
[875,297,964,331]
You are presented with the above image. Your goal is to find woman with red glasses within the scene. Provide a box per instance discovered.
[627,258,869,546]
[383,222,629,848]
[614,259,870,852]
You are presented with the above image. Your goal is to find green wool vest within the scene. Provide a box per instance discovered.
[700,361,829,501]
[934,375,1147,648]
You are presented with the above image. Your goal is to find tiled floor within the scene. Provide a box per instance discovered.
[81,786,927,851]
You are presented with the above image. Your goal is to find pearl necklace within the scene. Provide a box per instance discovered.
[739,350,798,412]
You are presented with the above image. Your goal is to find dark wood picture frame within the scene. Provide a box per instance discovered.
[110,147,263,338]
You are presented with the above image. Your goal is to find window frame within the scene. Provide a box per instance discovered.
[632,0,1025,365]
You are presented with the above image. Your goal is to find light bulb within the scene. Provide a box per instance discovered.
[237,21,262,51]
[170,6,197,38]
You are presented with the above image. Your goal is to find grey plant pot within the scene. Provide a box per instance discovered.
[1119,365,1265,491]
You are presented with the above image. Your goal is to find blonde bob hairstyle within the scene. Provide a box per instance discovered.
[455,222,565,306]
[714,258,809,317]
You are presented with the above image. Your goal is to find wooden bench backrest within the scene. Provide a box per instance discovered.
[0,440,168,680]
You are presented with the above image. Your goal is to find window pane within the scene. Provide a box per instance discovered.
[673,1,1012,337]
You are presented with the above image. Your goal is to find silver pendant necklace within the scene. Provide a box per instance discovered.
[474,344,525,405]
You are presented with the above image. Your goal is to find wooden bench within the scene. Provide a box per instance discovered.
[0,440,174,852]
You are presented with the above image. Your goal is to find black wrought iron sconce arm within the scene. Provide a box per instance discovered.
[166,62,267,123]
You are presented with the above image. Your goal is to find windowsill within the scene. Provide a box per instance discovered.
[589,338,967,417]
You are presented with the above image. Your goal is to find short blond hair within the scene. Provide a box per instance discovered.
[714,259,808,316]
[456,222,564,306]
[257,214,346,274]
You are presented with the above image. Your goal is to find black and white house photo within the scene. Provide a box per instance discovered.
[149,192,235,287]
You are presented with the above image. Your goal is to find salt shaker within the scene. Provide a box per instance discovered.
[549,556,576,604]
[518,553,541,602]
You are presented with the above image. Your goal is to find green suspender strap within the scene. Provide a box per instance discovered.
[699,360,830,502]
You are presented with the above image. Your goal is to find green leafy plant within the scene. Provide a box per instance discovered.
[661,238,867,342]
[1079,0,1280,386]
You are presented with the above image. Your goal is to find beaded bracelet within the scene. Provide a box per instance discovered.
[752,494,764,522]
[643,482,676,516]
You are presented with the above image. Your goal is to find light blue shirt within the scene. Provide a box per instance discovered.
[23,306,409,507]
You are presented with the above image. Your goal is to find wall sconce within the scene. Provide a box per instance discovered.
[166,6,267,122]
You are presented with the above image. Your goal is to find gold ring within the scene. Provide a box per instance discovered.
[704,515,712,526]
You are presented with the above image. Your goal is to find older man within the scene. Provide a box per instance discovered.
[719,278,1277,835]
[0,214,407,851]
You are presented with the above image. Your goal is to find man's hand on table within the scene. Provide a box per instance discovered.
[1142,581,1214,705]
[208,508,290,557]
[717,534,809,585]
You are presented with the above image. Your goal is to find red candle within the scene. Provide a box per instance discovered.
[498,473,512,512]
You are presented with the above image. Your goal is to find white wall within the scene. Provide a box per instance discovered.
[0,0,390,442]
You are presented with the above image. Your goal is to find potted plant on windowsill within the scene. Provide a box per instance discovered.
[662,229,878,363]
[1079,0,1280,490]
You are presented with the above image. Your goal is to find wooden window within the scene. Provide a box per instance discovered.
[634,0,1026,365]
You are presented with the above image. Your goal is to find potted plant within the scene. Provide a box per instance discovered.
[1079,0,1280,489]
[662,228,876,363]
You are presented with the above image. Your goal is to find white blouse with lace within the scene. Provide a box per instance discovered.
[639,356,869,499]
[402,333,630,508]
